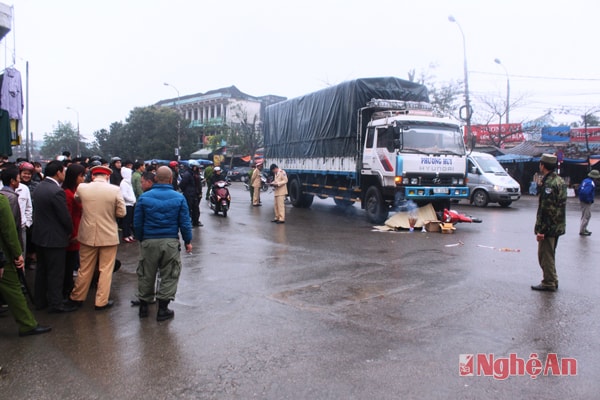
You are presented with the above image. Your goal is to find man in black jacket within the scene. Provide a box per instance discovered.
[179,165,200,227]
[32,160,77,313]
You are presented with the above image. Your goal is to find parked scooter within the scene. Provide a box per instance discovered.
[209,180,231,217]
[243,172,270,192]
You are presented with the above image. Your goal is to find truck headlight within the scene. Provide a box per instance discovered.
[493,185,506,192]
[410,178,419,185]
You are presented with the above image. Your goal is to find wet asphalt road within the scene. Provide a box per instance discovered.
[1,182,600,399]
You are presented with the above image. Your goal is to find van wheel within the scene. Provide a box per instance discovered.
[498,200,512,208]
[472,189,489,207]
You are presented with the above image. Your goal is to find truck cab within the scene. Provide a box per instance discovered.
[465,151,521,207]
[359,100,469,222]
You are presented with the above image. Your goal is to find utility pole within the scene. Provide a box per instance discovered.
[449,16,473,148]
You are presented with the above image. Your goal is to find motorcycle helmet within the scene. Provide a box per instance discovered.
[214,166,221,172]
[19,161,34,171]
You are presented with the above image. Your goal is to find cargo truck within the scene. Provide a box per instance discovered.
[263,77,469,224]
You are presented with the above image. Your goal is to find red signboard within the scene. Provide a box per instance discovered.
[466,124,524,145]
[570,127,600,142]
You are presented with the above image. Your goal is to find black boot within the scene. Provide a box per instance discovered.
[139,300,148,318]
[156,299,174,321]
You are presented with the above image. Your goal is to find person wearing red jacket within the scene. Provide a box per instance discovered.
[62,163,86,298]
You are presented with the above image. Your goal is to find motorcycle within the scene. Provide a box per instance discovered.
[209,180,231,217]
[440,208,483,223]
[243,172,270,192]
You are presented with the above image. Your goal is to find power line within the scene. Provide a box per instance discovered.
[471,70,600,82]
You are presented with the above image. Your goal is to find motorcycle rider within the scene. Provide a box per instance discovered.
[208,166,231,215]
[209,167,227,192]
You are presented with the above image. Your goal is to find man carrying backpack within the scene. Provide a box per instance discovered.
[579,169,600,236]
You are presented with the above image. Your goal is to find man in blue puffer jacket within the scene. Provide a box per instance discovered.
[134,166,192,321]
[578,169,600,236]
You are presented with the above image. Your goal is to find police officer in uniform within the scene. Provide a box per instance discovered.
[531,153,567,292]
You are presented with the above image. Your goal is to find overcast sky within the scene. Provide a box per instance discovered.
[5,0,600,143]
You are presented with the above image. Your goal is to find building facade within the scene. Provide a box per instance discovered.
[156,85,286,143]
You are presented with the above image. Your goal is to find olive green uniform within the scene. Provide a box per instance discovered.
[535,171,567,288]
[0,195,39,334]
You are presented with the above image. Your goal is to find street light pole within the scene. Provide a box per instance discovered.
[448,15,473,148]
[66,106,80,157]
[163,82,181,161]
[494,58,510,126]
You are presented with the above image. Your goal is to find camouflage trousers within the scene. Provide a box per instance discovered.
[537,236,559,287]
[136,238,182,302]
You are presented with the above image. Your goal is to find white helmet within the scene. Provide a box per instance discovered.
[214,166,221,172]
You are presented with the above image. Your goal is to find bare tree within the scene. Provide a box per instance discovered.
[471,92,529,147]
[408,64,463,118]
[228,103,262,159]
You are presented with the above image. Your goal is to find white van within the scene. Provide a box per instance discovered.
[465,152,521,207]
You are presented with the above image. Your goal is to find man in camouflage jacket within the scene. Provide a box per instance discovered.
[532,153,566,292]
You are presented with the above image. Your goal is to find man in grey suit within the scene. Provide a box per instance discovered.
[32,160,77,313]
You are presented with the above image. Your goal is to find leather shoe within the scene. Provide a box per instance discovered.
[48,305,78,313]
[580,231,592,236]
[95,300,114,310]
[275,220,285,224]
[19,324,52,337]
[531,284,557,292]
[64,299,83,308]
[271,219,279,223]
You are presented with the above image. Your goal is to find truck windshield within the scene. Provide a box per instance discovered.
[401,125,465,155]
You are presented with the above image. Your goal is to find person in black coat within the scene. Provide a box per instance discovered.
[179,165,200,226]
[31,160,77,313]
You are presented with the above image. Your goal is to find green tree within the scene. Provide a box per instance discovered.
[580,112,600,127]
[40,121,88,159]
[91,106,199,161]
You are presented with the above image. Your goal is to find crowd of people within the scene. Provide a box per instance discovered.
[0,152,195,337]
[0,150,289,338]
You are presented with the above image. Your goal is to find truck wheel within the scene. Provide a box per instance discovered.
[472,189,489,207]
[498,200,512,208]
[365,186,388,224]
[289,178,305,207]
[334,198,354,208]
[302,193,314,208]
